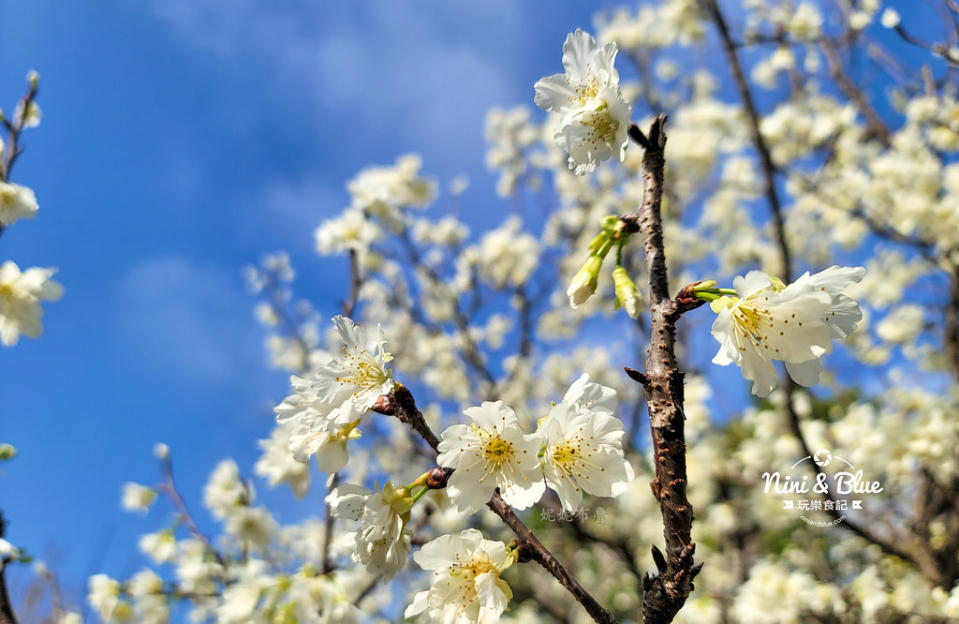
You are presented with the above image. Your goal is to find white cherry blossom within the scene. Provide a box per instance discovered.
[437,401,545,512]
[0,261,63,346]
[347,154,435,227]
[0,181,38,227]
[314,208,381,259]
[540,375,634,511]
[326,481,412,578]
[710,266,864,396]
[275,316,393,469]
[535,29,632,174]
[254,423,311,497]
[121,482,157,513]
[405,529,514,624]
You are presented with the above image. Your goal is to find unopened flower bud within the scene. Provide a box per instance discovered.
[567,255,604,309]
[426,467,450,489]
[371,394,395,415]
[612,265,642,319]
[27,70,39,90]
[0,443,16,461]
[586,231,610,255]
[153,443,170,460]
[512,538,537,563]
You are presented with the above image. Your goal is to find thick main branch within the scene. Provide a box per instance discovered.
[626,116,699,624]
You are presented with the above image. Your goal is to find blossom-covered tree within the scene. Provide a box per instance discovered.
[4,0,959,623]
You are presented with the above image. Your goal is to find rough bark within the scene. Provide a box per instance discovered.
[624,116,701,624]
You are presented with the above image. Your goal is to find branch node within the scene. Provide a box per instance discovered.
[624,366,650,386]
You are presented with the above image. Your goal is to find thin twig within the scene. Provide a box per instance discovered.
[397,228,498,391]
[821,37,892,145]
[704,0,792,281]
[0,77,38,183]
[157,456,225,566]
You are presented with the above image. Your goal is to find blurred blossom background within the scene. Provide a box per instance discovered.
[1,0,957,621]
[0,0,607,608]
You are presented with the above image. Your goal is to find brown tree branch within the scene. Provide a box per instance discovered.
[821,37,892,145]
[623,116,701,624]
[0,77,38,184]
[704,0,792,281]
[377,386,617,624]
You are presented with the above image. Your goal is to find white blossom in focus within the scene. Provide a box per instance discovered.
[0,261,63,346]
[405,529,514,624]
[535,29,632,174]
[710,266,864,396]
[540,374,634,511]
[326,481,412,578]
[274,316,392,470]
[437,401,545,512]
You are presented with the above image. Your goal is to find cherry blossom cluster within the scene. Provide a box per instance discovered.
[272,314,634,621]
[0,71,62,347]
[35,4,959,623]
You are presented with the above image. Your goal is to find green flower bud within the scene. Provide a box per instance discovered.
[612,265,642,319]
[0,443,16,461]
[567,255,604,308]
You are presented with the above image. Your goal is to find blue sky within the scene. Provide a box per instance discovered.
[0,0,945,615]
[0,0,623,611]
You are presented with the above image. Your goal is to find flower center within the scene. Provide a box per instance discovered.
[552,442,579,466]
[335,348,389,389]
[571,75,600,105]
[585,106,619,143]
[451,555,500,581]
[482,435,514,467]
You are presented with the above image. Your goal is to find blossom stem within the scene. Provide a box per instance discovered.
[692,287,738,302]
[410,486,429,504]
